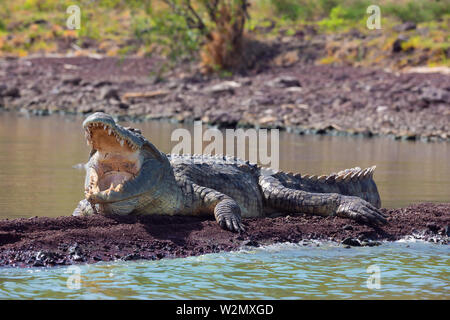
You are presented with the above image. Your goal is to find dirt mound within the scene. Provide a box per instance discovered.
[0,203,448,267]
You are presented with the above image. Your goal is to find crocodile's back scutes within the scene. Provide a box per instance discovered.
[168,154,264,217]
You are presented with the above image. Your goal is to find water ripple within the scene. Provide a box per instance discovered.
[0,242,448,299]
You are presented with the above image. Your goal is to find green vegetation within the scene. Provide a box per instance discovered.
[383,0,450,23]
[0,0,448,69]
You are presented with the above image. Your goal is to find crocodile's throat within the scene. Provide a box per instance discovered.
[85,122,142,194]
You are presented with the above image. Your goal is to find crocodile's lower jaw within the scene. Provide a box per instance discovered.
[98,171,132,192]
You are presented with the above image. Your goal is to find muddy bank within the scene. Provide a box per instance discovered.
[0,57,449,142]
[0,202,448,267]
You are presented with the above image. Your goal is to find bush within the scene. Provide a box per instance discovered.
[133,12,200,62]
[270,0,306,21]
[158,0,249,73]
[318,5,347,31]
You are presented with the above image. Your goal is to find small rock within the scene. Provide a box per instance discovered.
[366,241,382,247]
[240,78,252,86]
[123,253,142,261]
[1,87,20,98]
[376,106,388,113]
[420,87,449,103]
[93,80,113,88]
[267,76,301,88]
[34,251,60,266]
[426,222,439,233]
[285,87,303,93]
[360,240,382,247]
[206,81,241,94]
[118,102,129,110]
[62,76,82,86]
[392,35,409,53]
[68,243,82,256]
[343,225,353,231]
[341,237,361,247]
[393,22,416,32]
[99,87,120,100]
[243,240,259,247]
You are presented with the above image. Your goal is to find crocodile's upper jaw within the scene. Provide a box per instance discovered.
[85,124,136,153]
[83,113,142,151]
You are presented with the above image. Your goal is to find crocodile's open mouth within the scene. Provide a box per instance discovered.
[84,118,142,195]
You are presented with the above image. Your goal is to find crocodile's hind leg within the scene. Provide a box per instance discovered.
[259,174,387,225]
[181,182,245,232]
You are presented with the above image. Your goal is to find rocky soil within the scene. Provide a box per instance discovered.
[0,202,448,267]
[0,56,449,142]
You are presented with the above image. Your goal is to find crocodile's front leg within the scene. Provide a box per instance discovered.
[181,182,245,232]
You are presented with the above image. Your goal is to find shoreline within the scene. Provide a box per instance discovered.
[1,57,449,143]
[0,202,448,268]
[2,106,450,145]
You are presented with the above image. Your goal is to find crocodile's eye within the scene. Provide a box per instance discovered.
[125,127,142,134]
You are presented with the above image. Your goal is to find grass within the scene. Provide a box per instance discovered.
[0,0,448,69]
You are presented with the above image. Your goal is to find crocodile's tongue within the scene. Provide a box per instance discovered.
[98,171,133,192]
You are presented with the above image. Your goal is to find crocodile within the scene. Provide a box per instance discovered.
[73,112,386,232]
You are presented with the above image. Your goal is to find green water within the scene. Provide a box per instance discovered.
[0,113,449,299]
[0,242,448,299]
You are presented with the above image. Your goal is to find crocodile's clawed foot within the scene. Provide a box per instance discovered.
[337,196,387,226]
[215,199,245,233]
[217,214,245,233]
[73,199,98,216]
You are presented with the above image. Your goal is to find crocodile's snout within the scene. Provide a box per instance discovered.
[83,112,116,129]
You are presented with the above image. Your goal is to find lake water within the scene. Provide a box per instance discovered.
[0,112,448,299]
[0,242,448,299]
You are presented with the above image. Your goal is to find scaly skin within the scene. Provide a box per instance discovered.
[73,112,387,232]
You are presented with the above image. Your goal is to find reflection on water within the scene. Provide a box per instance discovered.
[0,242,448,299]
[0,112,449,219]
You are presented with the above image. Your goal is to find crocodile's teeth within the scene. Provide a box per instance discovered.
[108,129,112,135]
[120,139,124,147]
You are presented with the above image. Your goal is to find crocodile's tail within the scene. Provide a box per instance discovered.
[266,166,381,208]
